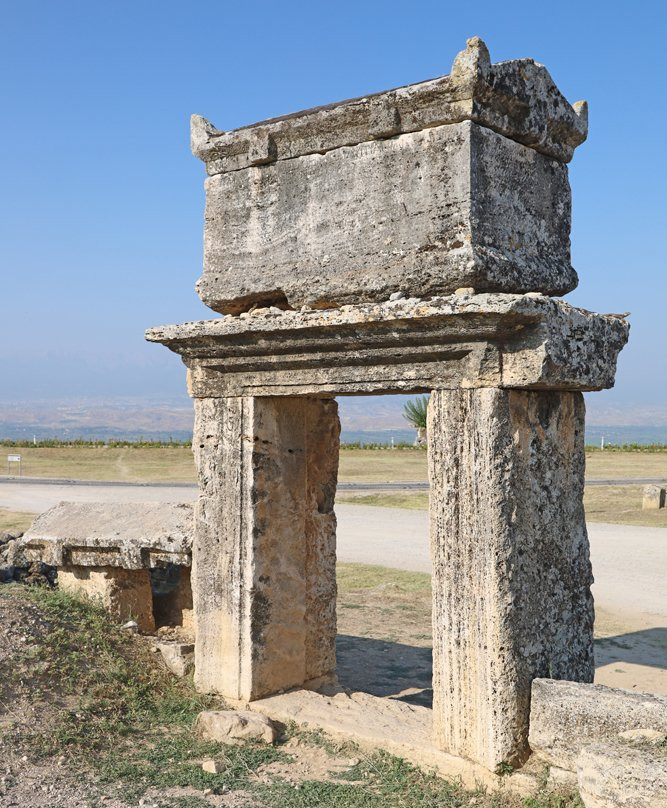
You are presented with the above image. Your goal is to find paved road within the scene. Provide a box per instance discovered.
[2,480,665,624]
[3,475,666,492]
[335,505,667,625]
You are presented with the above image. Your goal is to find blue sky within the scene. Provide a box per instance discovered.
[0,1,665,422]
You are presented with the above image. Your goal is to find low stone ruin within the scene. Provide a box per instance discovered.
[144,35,635,791]
[530,679,667,806]
[21,501,193,633]
[642,484,666,510]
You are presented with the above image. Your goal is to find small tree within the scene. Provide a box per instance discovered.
[403,395,429,444]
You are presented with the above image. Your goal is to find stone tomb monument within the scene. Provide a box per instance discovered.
[147,38,628,775]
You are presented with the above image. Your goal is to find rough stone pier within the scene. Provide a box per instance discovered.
[147,37,629,779]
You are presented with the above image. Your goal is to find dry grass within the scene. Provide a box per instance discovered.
[0,445,196,483]
[0,509,37,533]
[585,451,667,479]
[584,485,667,527]
[3,446,665,485]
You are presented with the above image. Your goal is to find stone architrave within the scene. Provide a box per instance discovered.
[428,388,594,769]
[192,395,339,699]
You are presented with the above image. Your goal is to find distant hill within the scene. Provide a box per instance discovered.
[0,396,665,445]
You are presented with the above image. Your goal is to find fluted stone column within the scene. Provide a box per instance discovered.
[191,395,339,700]
[428,388,594,770]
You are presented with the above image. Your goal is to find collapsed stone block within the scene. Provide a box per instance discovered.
[642,484,665,510]
[577,743,667,808]
[191,38,588,314]
[529,678,667,771]
[22,502,194,634]
[192,396,339,700]
[196,710,277,744]
[428,389,593,770]
[58,565,155,632]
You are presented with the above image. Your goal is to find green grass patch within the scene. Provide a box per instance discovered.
[337,562,431,595]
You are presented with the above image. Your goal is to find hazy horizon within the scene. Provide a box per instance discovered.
[1,2,665,423]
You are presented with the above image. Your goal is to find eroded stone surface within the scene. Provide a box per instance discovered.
[146,294,629,397]
[196,710,277,745]
[22,501,192,569]
[198,121,575,313]
[529,679,667,771]
[577,743,667,808]
[642,484,665,510]
[191,38,588,313]
[58,565,155,632]
[428,389,593,770]
[193,37,586,174]
[192,396,339,700]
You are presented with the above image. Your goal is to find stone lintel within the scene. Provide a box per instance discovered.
[22,501,193,569]
[145,294,629,397]
[192,37,587,173]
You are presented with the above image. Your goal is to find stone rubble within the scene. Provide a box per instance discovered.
[196,710,277,745]
[577,742,667,808]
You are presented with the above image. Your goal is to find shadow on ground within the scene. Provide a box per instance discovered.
[336,634,433,707]
[595,627,667,670]
[335,628,667,707]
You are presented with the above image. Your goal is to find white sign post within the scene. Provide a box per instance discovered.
[7,454,22,476]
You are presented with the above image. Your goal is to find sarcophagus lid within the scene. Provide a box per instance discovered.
[192,37,588,314]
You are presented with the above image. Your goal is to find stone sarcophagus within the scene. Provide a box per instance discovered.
[192,37,586,313]
[147,37,628,782]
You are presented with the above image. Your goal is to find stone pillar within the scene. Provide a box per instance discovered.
[192,395,339,700]
[58,566,155,633]
[427,388,594,770]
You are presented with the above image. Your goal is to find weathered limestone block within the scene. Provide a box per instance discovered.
[199,120,575,313]
[642,484,665,510]
[529,678,667,771]
[428,388,593,770]
[194,37,586,173]
[304,399,339,682]
[22,501,192,569]
[577,743,667,808]
[196,710,277,744]
[192,396,339,700]
[156,640,195,677]
[58,565,155,632]
[146,294,629,398]
[191,38,588,314]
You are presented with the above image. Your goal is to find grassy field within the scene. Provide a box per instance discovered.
[2,445,666,484]
[1,447,665,532]
[0,509,37,534]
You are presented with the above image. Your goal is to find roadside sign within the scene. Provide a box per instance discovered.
[7,454,22,476]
